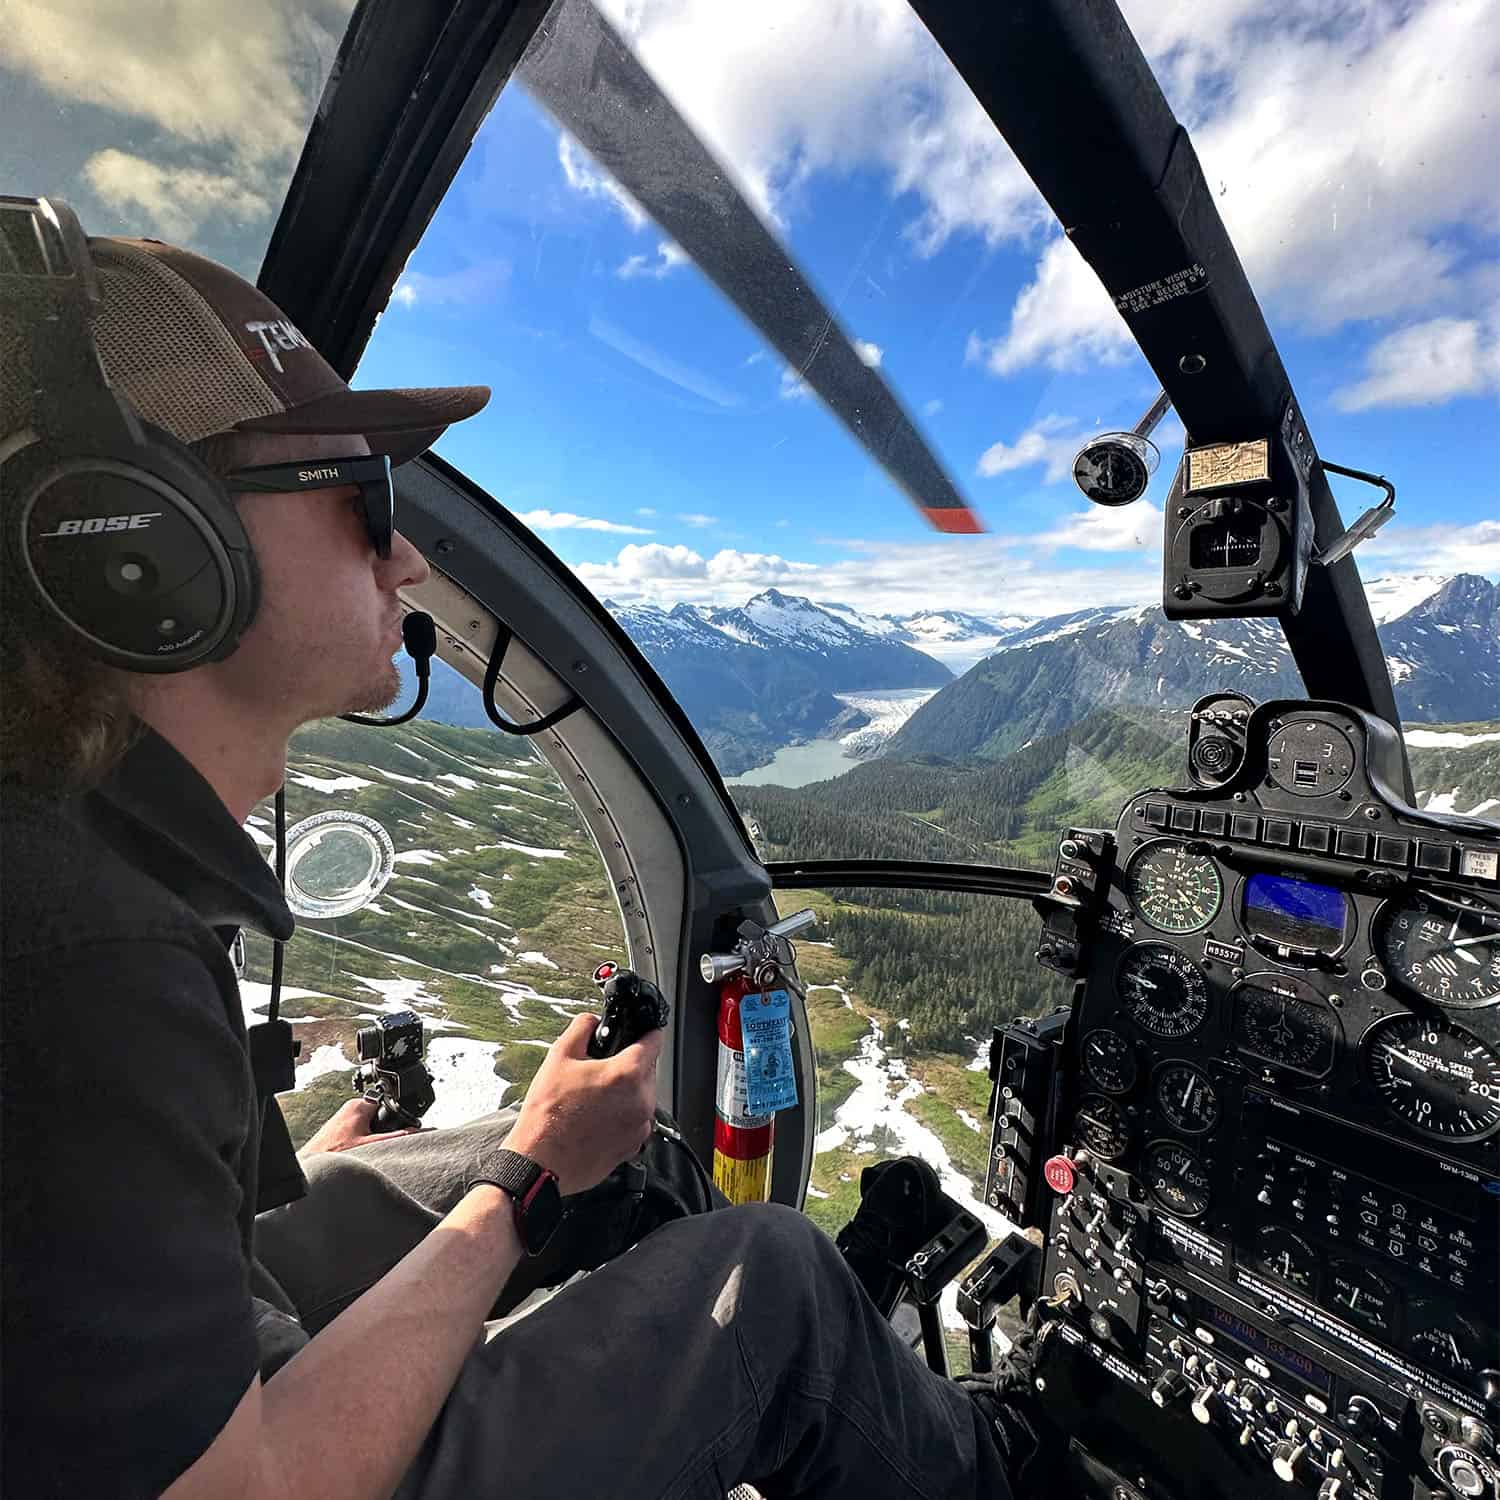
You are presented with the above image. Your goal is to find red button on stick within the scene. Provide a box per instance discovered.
[1044,1155,1077,1194]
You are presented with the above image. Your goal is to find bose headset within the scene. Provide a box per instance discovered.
[0,195,437,1127]
[3,196,577,1123]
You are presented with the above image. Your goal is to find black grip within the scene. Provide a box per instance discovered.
[587,969,671,1059]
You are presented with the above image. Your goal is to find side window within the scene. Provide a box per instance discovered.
[236,710,625,1148]
[757,869,1072,1371]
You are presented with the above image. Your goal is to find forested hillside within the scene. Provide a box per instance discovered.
[733,710,1500,1053]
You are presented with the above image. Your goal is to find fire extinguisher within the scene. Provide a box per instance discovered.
[700,908,817,1205]
[712,969,775,1203]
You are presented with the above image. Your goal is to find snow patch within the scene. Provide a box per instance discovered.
[287,770,375,793]
[468,884,495,911]
[1405,728,1500,748]
[813,1015,1016,1328]
[516,951,559,969]
[394,849,447,866]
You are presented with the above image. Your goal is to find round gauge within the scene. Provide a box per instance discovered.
[1081,1028,1139,1094]
[1255,1225,1318,1292]
[1117,944,1211,1039]
[1375,893,1500,1009]
[1073,439,1150,505]
[1406,1298,1487,1379]
[1265,720,1356,797]
[1126,842,1224,934]
[1075,1093,1131,1160]
[1232,977,1339,1076]
[1328,1260,1396,1337]
[1154,1062,1221,1135]
[1363,1014,1500,1141]
[1142,1139,1212,1218]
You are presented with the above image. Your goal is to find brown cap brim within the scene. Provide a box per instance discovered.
[232,385,491,468]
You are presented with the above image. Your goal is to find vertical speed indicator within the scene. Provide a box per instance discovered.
[1126,841,1223,933]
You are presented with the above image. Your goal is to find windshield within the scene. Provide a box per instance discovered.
[349,0,1499,859]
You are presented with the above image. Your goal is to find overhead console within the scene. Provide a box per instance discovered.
[988,695,1499,1500]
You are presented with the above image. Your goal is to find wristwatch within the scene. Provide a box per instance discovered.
[465,1149,564,1256]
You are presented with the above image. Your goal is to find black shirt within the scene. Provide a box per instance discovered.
[2,722,310,1496]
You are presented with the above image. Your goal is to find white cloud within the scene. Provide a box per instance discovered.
[571,533,1163,616]
[923,398,944,417]
[968,238,1133,375]
[566,0,1043,250]
[977,415,1086,484]
[617,240,690,279]
[515,509,653,535]
[635,506,658,516]
[1334,312,1500,411]
[854,339,883,368]
[677,512,718,527]
[556,133,647,229]
[1360,519,1500,576]
[388,259,512,308]
[82,150,271,241]
[975,0,1500,377]
[4,1,352,238]
[1037,503,1166,555]
[576,542,822,593]
[779,367,813,400]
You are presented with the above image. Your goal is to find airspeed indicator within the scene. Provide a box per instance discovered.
[1126,842,1223,934]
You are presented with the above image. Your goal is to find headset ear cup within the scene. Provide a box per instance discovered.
[133,421,261,649]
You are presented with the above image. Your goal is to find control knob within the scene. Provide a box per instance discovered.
[1339,1396,1379,1439]
[1191,1384,1220,1425]
[1272,1442,1308,1483]
[1151,1371,1190,1409]
[1317,1481,1348,1500]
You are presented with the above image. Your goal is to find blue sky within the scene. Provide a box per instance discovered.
[6,0,1497,621]
[351,0,1499,620]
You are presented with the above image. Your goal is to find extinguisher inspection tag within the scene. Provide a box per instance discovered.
[743,989,798,1116]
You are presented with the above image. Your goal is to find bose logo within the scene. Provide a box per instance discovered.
[40,512,163,538]
[298,466,341,482]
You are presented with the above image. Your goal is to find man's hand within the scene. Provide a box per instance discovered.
[297,1096,425,1159]
[505,1013,663,1196]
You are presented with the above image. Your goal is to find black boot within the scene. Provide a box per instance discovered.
[833,1156,965,1318]
[954,1307,1068,1491]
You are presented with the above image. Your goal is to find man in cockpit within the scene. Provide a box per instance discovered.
[1,235,1054,1499]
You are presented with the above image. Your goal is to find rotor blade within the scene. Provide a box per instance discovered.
[517,0,985,534]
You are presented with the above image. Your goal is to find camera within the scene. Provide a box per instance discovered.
[352,1009,436,1130]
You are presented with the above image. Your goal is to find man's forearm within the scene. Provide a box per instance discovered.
[256,1184,522,1500]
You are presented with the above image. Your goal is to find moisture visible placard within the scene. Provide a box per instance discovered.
[742,989,799,1116]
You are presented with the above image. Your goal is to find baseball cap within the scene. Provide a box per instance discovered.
[87,236,490,467]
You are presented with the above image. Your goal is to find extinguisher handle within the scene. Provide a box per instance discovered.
[587,968,671,1059]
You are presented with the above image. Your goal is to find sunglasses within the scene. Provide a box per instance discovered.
[224,453,395,559]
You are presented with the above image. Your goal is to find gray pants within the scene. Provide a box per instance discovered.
[252,1111,1014,1500]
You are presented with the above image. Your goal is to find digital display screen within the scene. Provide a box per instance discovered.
[1205,1304,1333,1396]
[1242,873,1349,952]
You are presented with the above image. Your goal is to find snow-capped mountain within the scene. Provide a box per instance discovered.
[888,574,1500,762]
[606,589,951,774]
